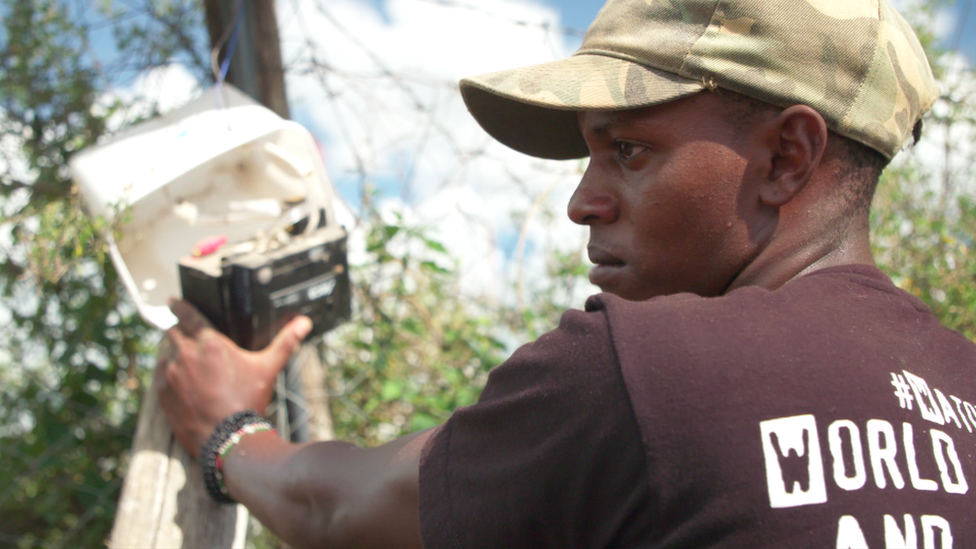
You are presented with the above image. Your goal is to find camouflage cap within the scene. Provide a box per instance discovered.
[460,0,940,160]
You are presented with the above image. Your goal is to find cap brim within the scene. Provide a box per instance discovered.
[460,53,706,160]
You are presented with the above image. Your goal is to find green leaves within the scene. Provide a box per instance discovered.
[380,380,403,401]
[323,209,507,447]
[872,168,976,342]
[0,1,207,547]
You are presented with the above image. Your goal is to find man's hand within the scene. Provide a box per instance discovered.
[156,300,428,549]
[157,299,313,458]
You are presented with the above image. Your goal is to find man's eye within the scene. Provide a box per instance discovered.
[615,141,646,161]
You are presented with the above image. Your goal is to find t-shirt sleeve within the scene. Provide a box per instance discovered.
[418,305,654,549]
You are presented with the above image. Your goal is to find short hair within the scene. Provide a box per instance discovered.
[713,88,891,215]
[834,135,890,215]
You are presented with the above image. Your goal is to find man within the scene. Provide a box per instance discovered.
[159,0,976,547]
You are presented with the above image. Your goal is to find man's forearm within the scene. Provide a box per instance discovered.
[221,428,432,549]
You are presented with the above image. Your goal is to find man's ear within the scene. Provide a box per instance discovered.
[760,105,828,207]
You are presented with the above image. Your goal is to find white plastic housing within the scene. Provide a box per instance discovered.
[71,85,344,329]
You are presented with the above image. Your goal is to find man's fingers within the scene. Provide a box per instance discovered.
[169,298,213,337]
[166,325,187,348]
[165,326,196,367]
[262,316,313,371]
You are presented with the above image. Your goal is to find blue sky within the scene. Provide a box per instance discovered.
[544,0,603,33]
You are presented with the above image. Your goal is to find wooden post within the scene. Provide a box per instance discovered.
[109,341,248,548]
[294,343,336,441]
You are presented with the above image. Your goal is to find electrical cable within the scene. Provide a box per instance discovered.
[219,17,242,83]
[210,0,245,109]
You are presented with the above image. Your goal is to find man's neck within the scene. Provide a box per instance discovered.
[725,222,875,293]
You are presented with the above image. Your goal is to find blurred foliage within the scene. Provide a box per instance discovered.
[872,172,976,341]
[870,1,976,342]
[0,1,208,547]
[507,249,590,341]
[323,208,508,447]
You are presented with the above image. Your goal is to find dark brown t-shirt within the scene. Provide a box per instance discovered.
[420,265,976,547]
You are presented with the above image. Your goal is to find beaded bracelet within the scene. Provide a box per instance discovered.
[200,409,276,504]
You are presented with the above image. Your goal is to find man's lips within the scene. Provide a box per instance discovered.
[587,247,626,287]
[587,246,625,267]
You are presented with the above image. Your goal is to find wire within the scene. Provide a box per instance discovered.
[210,0,245,108]
[219,13,242,82]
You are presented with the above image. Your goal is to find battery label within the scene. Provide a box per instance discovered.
[270,272,338,310]
[272,292,301,309]
[307,278,337,301]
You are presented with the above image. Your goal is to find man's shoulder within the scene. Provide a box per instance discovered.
[581,263,975,371]
[584,263,926,330]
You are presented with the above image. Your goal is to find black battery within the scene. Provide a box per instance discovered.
[178,226,351,351]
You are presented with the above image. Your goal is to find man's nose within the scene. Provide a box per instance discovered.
[567,168,619,226]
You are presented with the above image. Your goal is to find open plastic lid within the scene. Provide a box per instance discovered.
[71,84,347,330]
